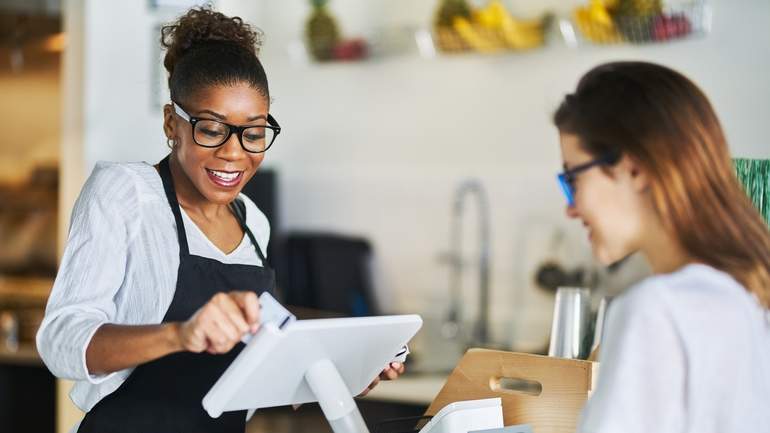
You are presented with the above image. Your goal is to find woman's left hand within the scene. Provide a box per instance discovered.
[357,362,405,397]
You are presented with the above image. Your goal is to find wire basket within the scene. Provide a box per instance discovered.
[434,26,472,53]
[432,13,551,54]
[566,0,711,45]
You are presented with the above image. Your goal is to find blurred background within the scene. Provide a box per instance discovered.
[0,0,768,432]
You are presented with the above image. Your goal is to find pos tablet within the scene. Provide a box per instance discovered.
[203,315,423,433]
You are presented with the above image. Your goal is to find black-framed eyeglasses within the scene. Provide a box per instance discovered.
[557,154,619,207]
[172,101,281,154]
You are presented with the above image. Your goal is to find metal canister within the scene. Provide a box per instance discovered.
[548,287,591,359]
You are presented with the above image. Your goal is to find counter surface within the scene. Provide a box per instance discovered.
[364,373,447,406]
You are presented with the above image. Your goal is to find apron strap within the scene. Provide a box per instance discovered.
[229,198,268,264]
[158,156,190,256]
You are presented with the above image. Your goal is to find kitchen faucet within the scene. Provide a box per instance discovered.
[444,179,491,347]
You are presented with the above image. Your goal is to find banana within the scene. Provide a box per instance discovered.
[452,0,550,52]
[573,5,622,44]
[452,16,505,53]
[474,1,504,29]
[588,0,613,26]
[483,0,509,27]
[469,0,547,50]
[499,13,547,50]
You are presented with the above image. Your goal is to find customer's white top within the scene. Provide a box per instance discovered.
[578,263,770,433]
[36,161,269,413]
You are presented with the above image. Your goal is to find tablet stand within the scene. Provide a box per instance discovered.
[305,358,370,433]
[202,315,423,433]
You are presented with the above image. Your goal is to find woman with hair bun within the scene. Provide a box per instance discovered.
[37,7,401,432]
[555,61,770,432]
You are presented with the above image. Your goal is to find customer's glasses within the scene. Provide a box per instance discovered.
[557,154,618,207]
[173,102,281,153]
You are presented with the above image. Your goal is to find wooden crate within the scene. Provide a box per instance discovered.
[426,349,598,433]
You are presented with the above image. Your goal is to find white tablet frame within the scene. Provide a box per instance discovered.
[203,315,422,432]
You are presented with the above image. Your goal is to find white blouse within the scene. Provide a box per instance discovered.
[578,263,770,433]
[36,161,270,414]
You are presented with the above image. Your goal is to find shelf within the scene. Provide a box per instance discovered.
[0,343,43,367]
[0,276,53,306]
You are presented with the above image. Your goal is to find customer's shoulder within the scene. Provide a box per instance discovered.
[636,264,742,300]
[617,263,747,320]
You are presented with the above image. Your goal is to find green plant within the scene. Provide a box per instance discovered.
[734,158,770,226]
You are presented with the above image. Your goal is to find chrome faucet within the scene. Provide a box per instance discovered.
[443,179,491,347]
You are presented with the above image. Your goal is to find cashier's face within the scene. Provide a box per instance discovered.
[163,83,268,205]
[559,133,648,265]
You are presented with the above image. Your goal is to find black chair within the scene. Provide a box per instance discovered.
[275,232,377,317]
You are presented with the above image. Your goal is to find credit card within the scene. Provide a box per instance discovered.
[258,291,295,329]
[241,292,296,344]
[391,345,410,363]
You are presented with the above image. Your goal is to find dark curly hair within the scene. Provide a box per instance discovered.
[160,6,268,105]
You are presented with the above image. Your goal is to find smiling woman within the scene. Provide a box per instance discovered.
[159,6,275,209]
[23,6,363,433]
[165,84,272,212]
[35,6,280,433]
[37,6,400,432]
[553,61,770,433]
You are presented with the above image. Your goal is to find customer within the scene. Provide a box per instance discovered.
[554,61,770,433]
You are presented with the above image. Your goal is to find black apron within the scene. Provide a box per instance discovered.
[77,156,276,433]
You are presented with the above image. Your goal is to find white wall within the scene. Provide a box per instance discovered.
[68,0,770,351]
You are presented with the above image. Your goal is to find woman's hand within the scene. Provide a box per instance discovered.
[357,362,406,397]
[177,291,260,354]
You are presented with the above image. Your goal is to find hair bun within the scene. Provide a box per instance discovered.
[161,6,262,77]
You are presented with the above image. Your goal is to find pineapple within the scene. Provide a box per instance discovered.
[614,0,663,42]
[306,0,340,61]
[615,0,662,17]
[435,0,471,27]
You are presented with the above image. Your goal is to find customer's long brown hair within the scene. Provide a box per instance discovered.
[554,61,770,308]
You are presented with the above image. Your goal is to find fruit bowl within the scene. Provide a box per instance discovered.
[566,0,711,45]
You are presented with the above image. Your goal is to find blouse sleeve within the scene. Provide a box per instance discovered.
[577,282,687,433]
[36,163,139,383]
